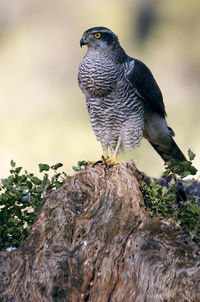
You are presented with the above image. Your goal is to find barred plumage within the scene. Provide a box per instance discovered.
[78,32,144,153]
[78,27,186,163]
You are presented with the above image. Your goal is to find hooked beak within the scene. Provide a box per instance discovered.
[80,36,88,48]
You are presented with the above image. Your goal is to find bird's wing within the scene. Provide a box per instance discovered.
[125,58,166,117]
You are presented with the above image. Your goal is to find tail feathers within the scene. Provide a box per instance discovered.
[149,137,187,163]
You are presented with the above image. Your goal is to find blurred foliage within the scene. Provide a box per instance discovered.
[0,160,69,251]
[0,0,200,179]
[0,151,199,251]
[143,149,200,245]
[163,149,197,177]
[72,160,87,172]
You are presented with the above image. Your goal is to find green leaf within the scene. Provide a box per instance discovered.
[1,178,8,186]
[182,179,195,187]
[31,176,42,185]
[72,160,87,172]
[189,166,198,176]
[39,164,50,172]
[12,205,22,218]
[72,166,81,172]
[182,170,191,178]
[188,149,196,161]
[7,227,16,234]
[26,181,33,189]
[15,167,22,174]
[51,163,63,170]
[161,186,168,195]
[190,204,200,215]
[10,160,16,168]
[78,160,86,167]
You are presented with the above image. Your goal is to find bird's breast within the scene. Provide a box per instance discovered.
[78,52,123,97]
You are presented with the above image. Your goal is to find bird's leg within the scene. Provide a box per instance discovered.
[103,146,109,160]
[109,137,123,165]
[88,143,123,168]
[113,137,122,160]
[91,146,109,167]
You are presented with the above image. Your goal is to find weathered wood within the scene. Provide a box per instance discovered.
[0,162,200,302]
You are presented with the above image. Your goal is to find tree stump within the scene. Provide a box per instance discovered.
[0,162,200,302]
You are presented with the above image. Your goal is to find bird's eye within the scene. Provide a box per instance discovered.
[94,33,101,39]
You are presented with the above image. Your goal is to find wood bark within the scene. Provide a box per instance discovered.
[0,162,200,302]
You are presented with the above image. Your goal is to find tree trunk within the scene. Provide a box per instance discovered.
[0,162,200,302]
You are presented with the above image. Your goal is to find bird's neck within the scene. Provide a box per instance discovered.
[86,43,127,64]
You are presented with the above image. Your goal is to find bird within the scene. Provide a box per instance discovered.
[78,26,186,165]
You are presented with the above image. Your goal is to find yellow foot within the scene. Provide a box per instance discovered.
[106,157,123,166]
[86,156,123,169]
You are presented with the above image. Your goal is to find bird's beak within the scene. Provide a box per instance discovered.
[80,36,88,48]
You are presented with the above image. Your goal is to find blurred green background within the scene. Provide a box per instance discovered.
[0,0,200,178]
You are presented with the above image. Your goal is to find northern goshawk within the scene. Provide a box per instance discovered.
[78,26,186,163]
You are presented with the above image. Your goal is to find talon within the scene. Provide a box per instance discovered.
[102,154,109,161]
[92,160,103,167]
[104,156,123,167]
[104,163,109,171]
[85,153,123,169]
[101,155,108,164]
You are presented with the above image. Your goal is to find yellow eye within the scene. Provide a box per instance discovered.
[94,33,101,39]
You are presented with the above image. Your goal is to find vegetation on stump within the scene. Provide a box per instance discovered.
[0,160,200,301]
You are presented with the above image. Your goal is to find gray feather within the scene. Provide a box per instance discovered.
[78,40,144,153]
[78,27,186,163]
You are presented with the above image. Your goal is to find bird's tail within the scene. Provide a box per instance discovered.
[149,137,186,163]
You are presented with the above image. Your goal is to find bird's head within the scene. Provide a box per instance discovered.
[80,27,119,50]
